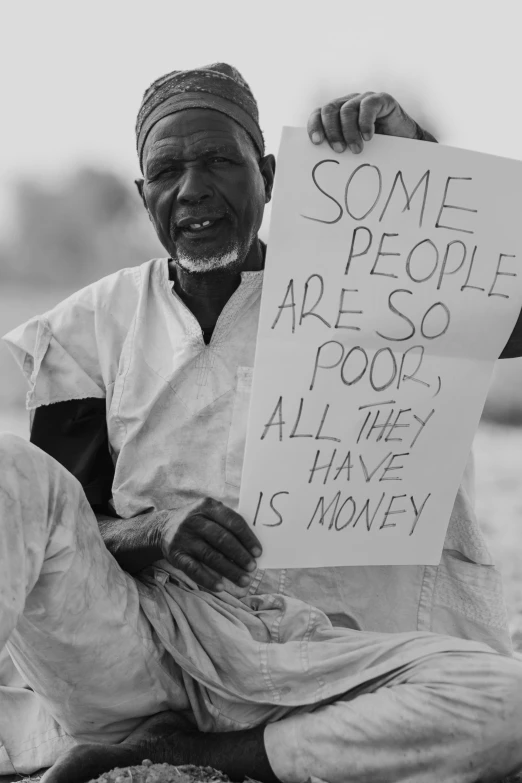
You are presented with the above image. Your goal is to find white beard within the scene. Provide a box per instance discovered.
[175,244,242,275]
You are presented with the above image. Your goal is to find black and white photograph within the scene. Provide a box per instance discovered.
[1,2,522,781]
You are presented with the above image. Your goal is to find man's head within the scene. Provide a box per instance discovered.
[135,64,275,275]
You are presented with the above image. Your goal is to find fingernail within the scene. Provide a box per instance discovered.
[239,575,251,587]
[362,132,372,141]
[215,582,225,592]
[251,547,262,558]
[246,560,257,572]
[311,132,323,144]
[349,143,362,154]
[333,142,345,153]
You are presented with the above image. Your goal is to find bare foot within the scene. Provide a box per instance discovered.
[40,712,193,783]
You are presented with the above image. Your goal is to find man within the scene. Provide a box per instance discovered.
[1,64,522,783]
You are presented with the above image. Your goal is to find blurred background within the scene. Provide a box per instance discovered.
[0,0,521,647]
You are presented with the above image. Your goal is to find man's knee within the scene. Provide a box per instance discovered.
[0,433,66,499]
[471,655,522,778]
[0,432,48,472]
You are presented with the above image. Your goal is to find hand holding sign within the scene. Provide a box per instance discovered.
[239,129,522,569]
[307,92,432,153]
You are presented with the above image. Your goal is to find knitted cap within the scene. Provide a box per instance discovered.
[136,63,265,172]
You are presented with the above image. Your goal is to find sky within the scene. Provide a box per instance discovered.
[1,0,521,230]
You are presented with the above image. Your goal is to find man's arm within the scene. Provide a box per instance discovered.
[95,509,166,574]
[95,499,264,585]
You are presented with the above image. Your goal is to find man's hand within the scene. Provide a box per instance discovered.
[160,497,262,592]
[307,91,434,154]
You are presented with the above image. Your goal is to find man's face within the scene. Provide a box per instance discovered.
[140,109,273,274]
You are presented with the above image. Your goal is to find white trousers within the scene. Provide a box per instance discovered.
[1,433,522,782]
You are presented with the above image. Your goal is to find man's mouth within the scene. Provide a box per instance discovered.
[176,215,226,236]
[185,219,218,233]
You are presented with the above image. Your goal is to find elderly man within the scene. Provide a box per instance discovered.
[1,64,522,783]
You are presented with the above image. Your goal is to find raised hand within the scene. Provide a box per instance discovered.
[307,91,433,154]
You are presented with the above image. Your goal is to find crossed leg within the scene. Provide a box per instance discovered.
[0,433,186,773]
[43,647,522,783]
[1,432,522,783]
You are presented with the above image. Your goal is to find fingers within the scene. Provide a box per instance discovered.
[199,520,257,572]
[170,550,226,593]
[166,499,262,592]
[306,108,324,145]
[357,93,386,142]
[358,92,403,139]
[320,103,346,153]
[182,536,253,587]
[307,93,360,149]
[307,92,404,153]
[309,93,371,153]
[338,97,366,153]
[340,93,387,149]
[203,499,262,557]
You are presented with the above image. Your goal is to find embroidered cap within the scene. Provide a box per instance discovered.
[136,63,265,172]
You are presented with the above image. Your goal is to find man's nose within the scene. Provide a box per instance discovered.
[177,165,212,204]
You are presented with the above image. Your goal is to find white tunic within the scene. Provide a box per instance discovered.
[3,257,512,655]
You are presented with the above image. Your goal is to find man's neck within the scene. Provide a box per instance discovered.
[168,239,265,330]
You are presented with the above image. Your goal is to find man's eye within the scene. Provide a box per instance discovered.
[209,157,230,164]
[147,172,165,182]
[148,164,180,179]
[159,166,180,177]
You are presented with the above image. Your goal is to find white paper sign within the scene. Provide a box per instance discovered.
[239,128,522,568]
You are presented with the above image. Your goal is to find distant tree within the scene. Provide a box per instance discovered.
[0,167,164,287]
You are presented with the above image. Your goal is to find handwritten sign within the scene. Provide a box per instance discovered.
[239,128,522,568]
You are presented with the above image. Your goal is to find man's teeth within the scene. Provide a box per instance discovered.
[188,220,214,230]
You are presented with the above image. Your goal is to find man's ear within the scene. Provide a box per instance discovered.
[259,154,276,203]
[135,178,154,223]
[135,178,147,209]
